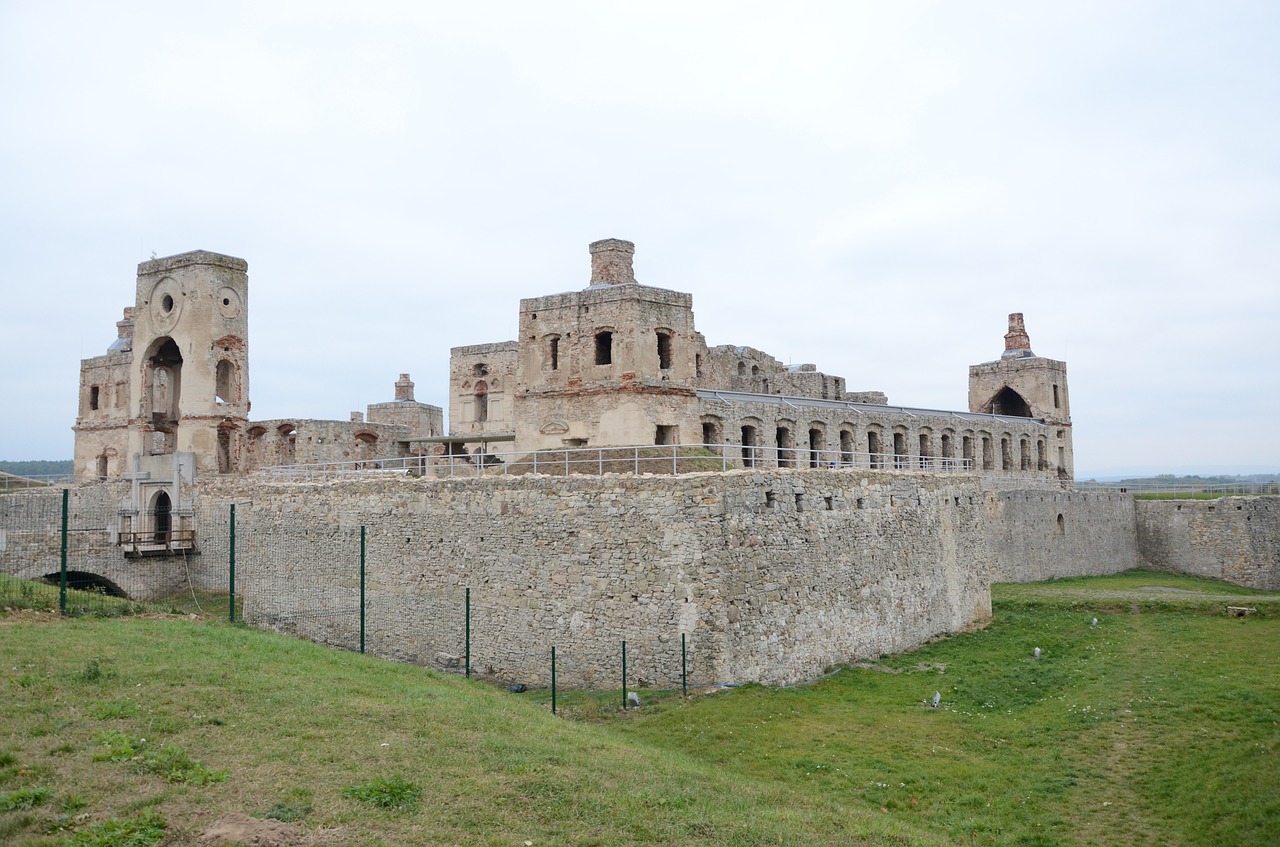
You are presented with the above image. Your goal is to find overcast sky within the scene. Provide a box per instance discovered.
[2,1,1277,477]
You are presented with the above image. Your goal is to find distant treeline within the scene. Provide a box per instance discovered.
[0,460,74,477]
[1087,473,1280,486]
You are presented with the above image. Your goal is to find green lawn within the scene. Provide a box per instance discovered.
[1,571,1277,846]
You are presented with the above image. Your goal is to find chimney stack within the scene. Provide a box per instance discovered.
[589,239,636,286]
[116,307,136,340]
[395,373,415,402]
[1002,312,1033,358]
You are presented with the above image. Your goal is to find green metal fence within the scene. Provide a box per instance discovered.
[1,489,710,697]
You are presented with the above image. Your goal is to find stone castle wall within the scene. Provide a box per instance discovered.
[186,472,1138,686]
[0,483,213,600]
[984,490,1140,582]
[1,473,1208,688]
[1136,497,1280,590]
[194,469,995,687]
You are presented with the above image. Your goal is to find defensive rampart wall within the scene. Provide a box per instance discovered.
[6,475,1236,688]
[985,490,1140,583]
[1136,497,1280,590]
[195,469,994,687]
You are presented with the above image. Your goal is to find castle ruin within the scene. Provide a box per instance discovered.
[34,238,1259,690]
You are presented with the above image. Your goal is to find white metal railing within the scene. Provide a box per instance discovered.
[256,443,1000,482]
[0,473,75,493]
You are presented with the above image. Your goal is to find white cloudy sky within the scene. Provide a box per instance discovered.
[2,1,1277,477]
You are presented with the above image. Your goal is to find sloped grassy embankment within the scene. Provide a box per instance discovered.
[1,571,1277,846]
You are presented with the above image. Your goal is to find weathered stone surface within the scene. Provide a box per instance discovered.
[1136,498,1280,590]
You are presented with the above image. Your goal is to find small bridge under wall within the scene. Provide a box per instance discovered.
[0,484,221,602]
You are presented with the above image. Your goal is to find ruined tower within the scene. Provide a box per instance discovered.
[968,313,1072,478]
[73,250,251,481]
[508,238,701,451]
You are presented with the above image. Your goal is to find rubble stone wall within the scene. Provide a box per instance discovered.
[196,469,995,687]
[1136,497,1280,590]
[984,490,1140,582]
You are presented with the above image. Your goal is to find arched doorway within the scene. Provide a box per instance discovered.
[989,386,1032,417]
[153,491,172,543]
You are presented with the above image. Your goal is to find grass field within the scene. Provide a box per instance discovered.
[1,571,1277,846]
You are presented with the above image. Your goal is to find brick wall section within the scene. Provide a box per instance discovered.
[1136,497,1280,590]
[984,491,1140,582]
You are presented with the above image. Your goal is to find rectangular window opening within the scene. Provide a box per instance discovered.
[657,331,673,370]
[595,331,613,365]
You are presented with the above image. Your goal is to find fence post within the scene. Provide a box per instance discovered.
[622,640,628,710]
[359,525,366,654]
[681,632,687,698]
[228,504,236,623]
[551,646,557,714]
[465,587,471,679]
[59,488,68,614]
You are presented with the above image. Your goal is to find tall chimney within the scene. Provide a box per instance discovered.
[116,307,136,340]
[589,239,636,285]
[1002,313,1033,357]
[395,373,415,402]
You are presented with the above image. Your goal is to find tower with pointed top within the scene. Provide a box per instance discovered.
[968,313,1073,478]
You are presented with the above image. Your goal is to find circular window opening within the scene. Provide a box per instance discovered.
[222,297,231,306]
[161,294,174,313]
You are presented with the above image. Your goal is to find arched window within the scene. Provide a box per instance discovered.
[656,330,673,370]
[146,337,183,425]
[893,431,907,469]
[152,491,172,543]
[246,426,266,469]
[741,424,758,468]
[216,360,237,404]
[990,387,1032,417]
[701,417,723,446]
[355,432,378,462]
[808,426,824,468]
[277,424,298,465]
[776,424,795,468]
